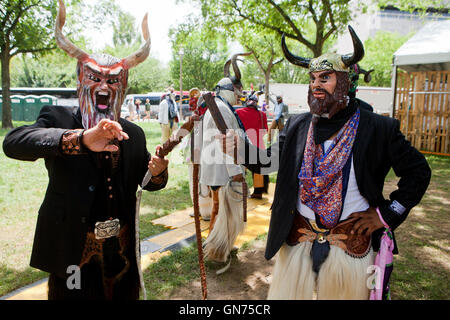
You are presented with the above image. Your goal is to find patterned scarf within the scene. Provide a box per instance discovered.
[299,108,360,228]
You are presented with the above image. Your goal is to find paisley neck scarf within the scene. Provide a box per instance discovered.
[299,108,360,228]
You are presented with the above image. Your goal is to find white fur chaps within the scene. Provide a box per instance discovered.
[203,181,246,262]
[268,242,374,300]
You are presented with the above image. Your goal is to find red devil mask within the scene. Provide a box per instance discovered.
[55,0,151,129]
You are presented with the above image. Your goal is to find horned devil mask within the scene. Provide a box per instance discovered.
[281,26,364,119]
[215,52,252,105]
[55,0,151,129]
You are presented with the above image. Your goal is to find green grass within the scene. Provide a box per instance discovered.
[144,243,200,300]
[384,155,450,300]
[0,120,192,296]
[1,119,449,300]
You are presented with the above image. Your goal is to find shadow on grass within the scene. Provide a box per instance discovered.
[0,264,48,298]
[389,155,450,300]
[143,243,200,300]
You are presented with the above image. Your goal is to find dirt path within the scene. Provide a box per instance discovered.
[168,239,274,300]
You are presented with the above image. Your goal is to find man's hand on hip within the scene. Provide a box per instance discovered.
[348,207,384,236]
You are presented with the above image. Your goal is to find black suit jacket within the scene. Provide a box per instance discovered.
[3,105,167,277]
[244,107,431,260]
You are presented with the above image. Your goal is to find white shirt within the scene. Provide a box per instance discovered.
[158,96,179,125]
[296,140,369,222]
[199,97,245,186]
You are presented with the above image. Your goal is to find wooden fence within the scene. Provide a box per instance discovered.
[394,70,450,156]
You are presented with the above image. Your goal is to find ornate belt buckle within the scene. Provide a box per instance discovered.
[94,218,120,240]
[317,233,327,244]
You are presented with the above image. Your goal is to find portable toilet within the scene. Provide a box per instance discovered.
[36,95,58,120]
[10,95,25,121]
[23,95,39,121]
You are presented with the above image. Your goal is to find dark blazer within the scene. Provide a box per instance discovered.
[244,106,431,260]
[3,105,167,277]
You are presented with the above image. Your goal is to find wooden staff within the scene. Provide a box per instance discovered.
[139,114,208,300]
[202,93,248,223]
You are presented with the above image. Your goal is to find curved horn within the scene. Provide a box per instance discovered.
[341,25,364,68]
[231,52,252,81]
[224,59,232,77]
[55,0,89,61]
[281,33,310,68]
[362,68,374,83]
[123,13,151,69]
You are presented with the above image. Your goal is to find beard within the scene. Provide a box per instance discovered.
[307,71,351,122]
[78,85,124,129]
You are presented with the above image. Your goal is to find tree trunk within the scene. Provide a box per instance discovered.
[1,50,13,129]
[264,71,271,107]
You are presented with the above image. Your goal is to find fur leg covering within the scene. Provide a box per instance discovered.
[267,242,374,300]
[203,182,246,262]
[267,242,315,299]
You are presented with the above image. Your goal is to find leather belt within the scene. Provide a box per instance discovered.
[287,212,371,258]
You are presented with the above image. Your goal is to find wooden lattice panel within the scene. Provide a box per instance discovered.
[394,70,450,155]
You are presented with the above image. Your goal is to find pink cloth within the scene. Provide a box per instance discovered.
[370,207,394,300]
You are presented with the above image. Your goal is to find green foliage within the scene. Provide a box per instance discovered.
[168,21,229,91]
[103,44,170,94]
[377,0,448,13]
[360,31,413,87]
[10,50,78,87]
[189,0,367,57]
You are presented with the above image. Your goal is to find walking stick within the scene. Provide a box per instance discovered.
[202,93,248,223]
[137,114,208,300]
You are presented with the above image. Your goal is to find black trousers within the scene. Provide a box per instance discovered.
[48,243,140,300]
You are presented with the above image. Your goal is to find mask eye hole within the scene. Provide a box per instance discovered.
[107,78,119,84]
[88,74,101,82]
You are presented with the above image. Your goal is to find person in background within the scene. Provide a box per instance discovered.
[236,91,269,199]
[127,98,136,121]
[144,98,151,121]
[158,88,179,144]
[268,94,289,144]
[135,99,142,122]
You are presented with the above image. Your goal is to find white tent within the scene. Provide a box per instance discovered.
[393,19,450,72]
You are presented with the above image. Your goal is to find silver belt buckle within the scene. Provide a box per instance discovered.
[94,218,120,240]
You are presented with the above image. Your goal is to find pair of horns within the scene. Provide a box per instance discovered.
[55,0,150,69]
[224,52,252,81]
[281,25,364,69]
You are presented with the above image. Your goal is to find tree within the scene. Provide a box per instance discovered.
[0,0,64,128]
[377,0,448,14]
[104,43,170,94]
[11,51,77,88]
[168,21,230,91]
[191,0,367,57]
[112,10,139,47]
[360,30,412,87]
[238,27,284,104]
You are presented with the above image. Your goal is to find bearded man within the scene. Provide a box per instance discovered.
[2,0,168,300]
[198,53,251,273]
[218,26,431,299]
